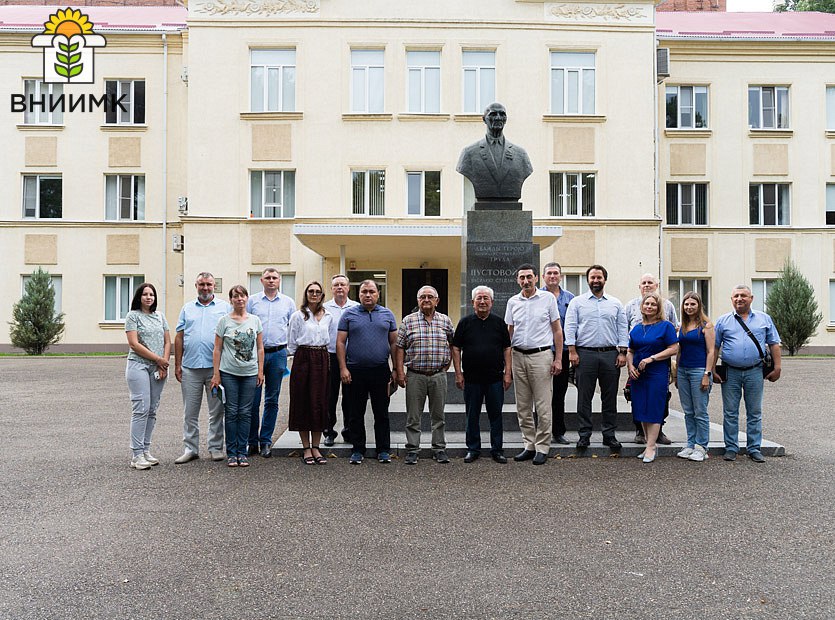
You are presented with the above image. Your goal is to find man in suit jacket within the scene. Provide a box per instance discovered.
[456,102,533,202]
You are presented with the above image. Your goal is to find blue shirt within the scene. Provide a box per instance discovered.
[541,286,575,350]
[338,304,397,369]
[246,291,295,347]
[563,290,629,348]
[175,297,232,369]
[715,310,781,368]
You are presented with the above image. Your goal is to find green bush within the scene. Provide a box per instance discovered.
[766,260,823,356]
[9,267,65,355]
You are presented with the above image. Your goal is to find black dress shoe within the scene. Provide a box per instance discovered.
[259,444,272,458]
[532,452,547,465]
[464,451,480,463]
[514,449,535,462]
[603,437,622,452]
[576,436,590,450]
[553,434,570,445]
[323,436,335,447]
[492,453,508,464]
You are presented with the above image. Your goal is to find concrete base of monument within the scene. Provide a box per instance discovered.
[270,385,785,459]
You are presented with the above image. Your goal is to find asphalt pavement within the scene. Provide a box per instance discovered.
[0,356,832,619]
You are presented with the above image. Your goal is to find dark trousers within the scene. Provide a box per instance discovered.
[325,353,347,440]
[551,349,570,437]
[345,364,391,455]
[464,380,504,455]
[575,348,620,441]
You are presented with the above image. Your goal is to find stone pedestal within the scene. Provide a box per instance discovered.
[461,207,535,320]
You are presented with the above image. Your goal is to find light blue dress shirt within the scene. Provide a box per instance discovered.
[715,310,781,368]
[246,291,296,347]
[175,297,232,369]
[541,286,575,351]
[563,290,629,348]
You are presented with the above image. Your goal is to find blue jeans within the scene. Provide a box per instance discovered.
[248,348,287,447]
[222,371,257,458]
[677,366,711,449]
[464,380,504,455]
[720,365,763,454]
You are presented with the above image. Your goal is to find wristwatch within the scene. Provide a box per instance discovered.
[617,347,627,354]
[704,371,712,377]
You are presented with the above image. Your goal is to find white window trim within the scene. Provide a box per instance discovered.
[750,183,791,226]
[751,279,776,314]
[667,183,708,226]
[666,85,708,129]
[251,170,294,219]
[350,50,385,113]
[105,174,145,221]
[406,52,441,114]
[549,171,595,217]
[351,169,386,216]
[23,79,64,125]
[550,53,595,115]
[668,278,711,315]
[461,51,496,114]
[103,274,144,323]
[22,174,62,219]
[250,49,296,112]
[749,85,789,130]
[406,170,441,217]
[21,273,62,314]
[104,79,144,125]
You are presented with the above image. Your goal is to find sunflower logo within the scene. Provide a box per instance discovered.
[32,8,106,84]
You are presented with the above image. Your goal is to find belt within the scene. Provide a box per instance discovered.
[725,362,762,371]
[298,345,328,351]
[513,346,551,355]
[408,368,445,376]
[264,344,287,353]
[576,346,617,352]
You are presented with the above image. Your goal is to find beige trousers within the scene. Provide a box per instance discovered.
[511,349,554,453]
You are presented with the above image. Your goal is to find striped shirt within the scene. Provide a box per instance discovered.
[396,311,454,373]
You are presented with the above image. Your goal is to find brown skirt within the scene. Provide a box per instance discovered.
[288,346,330,432]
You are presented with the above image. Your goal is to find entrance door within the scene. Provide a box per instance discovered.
[401,269,448,318]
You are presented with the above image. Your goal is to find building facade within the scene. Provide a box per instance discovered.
[1,2,834,351]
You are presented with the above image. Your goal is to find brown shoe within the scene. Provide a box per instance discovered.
[634,431,646,444]
[656,431,672,445]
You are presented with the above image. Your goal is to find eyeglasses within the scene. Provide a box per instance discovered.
[307,290,323,296]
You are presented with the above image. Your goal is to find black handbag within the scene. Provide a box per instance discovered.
[733,315,775,378]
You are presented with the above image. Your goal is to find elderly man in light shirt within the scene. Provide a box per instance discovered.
[504,263,563,465]
[563,264,629,454]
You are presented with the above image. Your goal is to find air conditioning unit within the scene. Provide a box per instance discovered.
[172,234,184,252]
[656,47,670,79]
[177,196,188,215]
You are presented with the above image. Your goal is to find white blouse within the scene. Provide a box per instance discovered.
[287,309,335,355]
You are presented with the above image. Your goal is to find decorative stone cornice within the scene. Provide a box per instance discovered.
[546,3,650,23]
[193,0,319,16]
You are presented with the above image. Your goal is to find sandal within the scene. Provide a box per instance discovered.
[227,456,238,467]
[302,447,315,465]
[311,446,327,465]
[238,455,249,467]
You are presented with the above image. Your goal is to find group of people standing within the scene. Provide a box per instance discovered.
[123,262,782,470]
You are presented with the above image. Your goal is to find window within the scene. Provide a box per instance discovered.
[407,171,441,216]
[406,51,440,114]
[348,270,387,306]
[248,272,295,298]
[751,279,776,313]
[462,51,495,114]
[827,86,835,130]
[23,80,63,125]
[829,280,835,324]
[748,86,789,129]
[352,169,385,215]
[104,275,144,321]
[561,274,582,296]
[749,184,790,226]
[668,279,710,315]
[250,171,295,218]
[665,85,708,129]
[351,49,384,113]
[23,175,62,219]
[827,184,835,225]
[250,49,296,112]
[666,183,708,225]
[550,52,595,115]
[22,274,62,314]
[105,175,145,221]
[549,172,595,217]
[105,80,145,124]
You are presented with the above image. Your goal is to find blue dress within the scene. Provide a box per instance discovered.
[629,321,678,424]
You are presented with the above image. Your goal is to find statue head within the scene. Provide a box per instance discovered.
[482,102,507,136]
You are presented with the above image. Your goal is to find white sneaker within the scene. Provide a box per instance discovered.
[689,445,708,462]
[676,447,694,459]
[143,451,160,465]
[130,454,152,470]
[174,450,199,464]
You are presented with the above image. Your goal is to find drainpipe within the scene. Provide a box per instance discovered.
[653,26,662,284]
[161,33,169,310]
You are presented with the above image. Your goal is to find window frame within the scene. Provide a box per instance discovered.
[748,85,789,130]
[250,170,296,219]
[22,174,62,219]
[103,274,145,323]
[668,278,710,316]
[351,169,386,216]
[666,182,708,226]
[21,273,62,314]
[751,279,776,314]
[105,174,145,221]
[248,272,296,298]
[561,274,583,297]
[665,84,708,129]
[461,50,496,114]
[826,183,835,226]
[104,79,145,125]
[749,183,791,226]
[249,48,296,113]
[350,49,385,114]
[22,79,64,125]
[829,280,835,324]
[406,170,441,217]
[549,171,596,217]
[827,86,835,131]
[406,50,441,114]
[550,51,596,115]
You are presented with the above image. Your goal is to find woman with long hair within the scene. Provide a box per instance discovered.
[124,283,171,470]
[627,291,678,463]
[287,281,335,464]
[675,291,716,462]
[211,285,264,468]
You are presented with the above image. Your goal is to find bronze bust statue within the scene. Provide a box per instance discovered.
[456,102,533,204]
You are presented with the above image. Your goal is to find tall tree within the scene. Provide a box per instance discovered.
[765,260,822,356]
[776,0,835,13]
[9,267,65,355]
